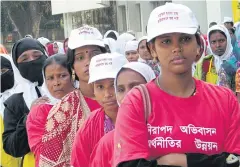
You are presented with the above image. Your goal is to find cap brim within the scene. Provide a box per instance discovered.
[88,72,116,84]
[68,40,105,50]
[147,27,198,42]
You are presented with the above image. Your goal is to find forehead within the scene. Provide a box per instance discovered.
[45,62,67,74]
[75,45,100,53]
[209,31,226,40]
[139,39,147,46]
[94,78,114,84]
[117,69,145,83]
[19,49,42,57]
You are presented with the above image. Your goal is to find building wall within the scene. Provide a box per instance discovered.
[116,0,233,38]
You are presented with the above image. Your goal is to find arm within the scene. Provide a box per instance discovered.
[71,127,91,167]
[2,105,30,157]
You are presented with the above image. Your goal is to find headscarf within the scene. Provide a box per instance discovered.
[37,37,50,47]
[103,38,117,53]
[47,43,54,56]
[207,25,233,72]
[0,54,22,117]
[56,42,65,54]
[125,41,138,53]
[11,38,47,109]
[0,44,8,54]
[116,33,136,55]
[114,62,156,104]
[104,30,119,40]
[63,38,69,53]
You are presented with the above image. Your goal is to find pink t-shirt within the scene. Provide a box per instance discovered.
[114,79,240,166]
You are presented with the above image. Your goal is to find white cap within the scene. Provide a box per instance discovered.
[125,40,138,53]
[223,17,233,23]
[147,3,199,42]
[88,53,128,83]
[68,25,105,50]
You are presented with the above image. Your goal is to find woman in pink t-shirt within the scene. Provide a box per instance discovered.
[114,3,240,167]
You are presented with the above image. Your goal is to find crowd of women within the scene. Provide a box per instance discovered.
[1,2,240,167]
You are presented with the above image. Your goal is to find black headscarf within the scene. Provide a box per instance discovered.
[1,56,12,70]
[1,56,14,92]
[12,38,46,67]
[11,38,47,86]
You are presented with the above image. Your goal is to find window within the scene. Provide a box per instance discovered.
[118,5,127,32]
[135,3,142,32]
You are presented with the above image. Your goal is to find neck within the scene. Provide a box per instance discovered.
[79,81,95,98]
[105,108,118,125]
[159,70,195,98]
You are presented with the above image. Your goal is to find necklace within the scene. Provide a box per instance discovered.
[156,77,196,97]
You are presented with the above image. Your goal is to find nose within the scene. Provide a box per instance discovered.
[171,41,182,54]
[29,55,36,61]
[53,78,60,86]
[216,42,221,48]
[104,89,113,98]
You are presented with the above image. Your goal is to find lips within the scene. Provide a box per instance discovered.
[84,69,89,74]
[54,89,63,93]
[103,100,117,106]
[171,56,185,65]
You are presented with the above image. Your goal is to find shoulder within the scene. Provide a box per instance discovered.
[28,104,52,123]
[4,93,26,112]
[79,108,104,133]
[198,79,235,101]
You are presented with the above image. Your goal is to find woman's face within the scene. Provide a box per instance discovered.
[94,78,118,112]
[17,50,43,63]
[53,43,59,54]
[45,62,74,99]
[116,69,146,104]
[125,50,139,62]
[138,40,152,60]
[209,31,227,56]
[73,45,102,82]
[149,33,199,75]
[64,40,68,53]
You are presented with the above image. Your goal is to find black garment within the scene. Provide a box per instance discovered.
[118,153,239,167]
[1,70,14,93]
[2,93,30,157]
[17,56,46,86]
[11,38,46,67]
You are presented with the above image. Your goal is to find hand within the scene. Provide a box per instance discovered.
[157,153,187,167]
[30,96,49,109]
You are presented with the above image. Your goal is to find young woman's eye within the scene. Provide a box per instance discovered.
[97,85,104,89]
[60,74,67,78]
[117,87,124,93]
[162,39,171,44]
[181,36,191,43]
[46,76,53,80]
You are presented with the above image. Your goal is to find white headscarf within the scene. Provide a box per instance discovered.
[41,72,60,106]
[37,37,50,47]
[56,42,65,54]
[0,54,22,117]
[104,30,119,40]
[11,56,45,109]
[116,33,136,55]
[207,24,233,72]
[114,62,156,104]
[103,38,117,53]
[125,40,138,53]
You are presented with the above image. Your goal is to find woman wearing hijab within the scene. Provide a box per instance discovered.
[116,33,136,55]
[138,36,160,76]
[36,25,103,166]
[194,25,234,86]
[64,38,69,53]
[26,54,75,167]
[104,30,119,41]
[104,38,117,53]
[46,43,54,56]
[90,62,156,167]
[0,54,21,167]
[114,3,240,167]
[71,53,128,167]
[2,38,47,167]
[125,40,139,62]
